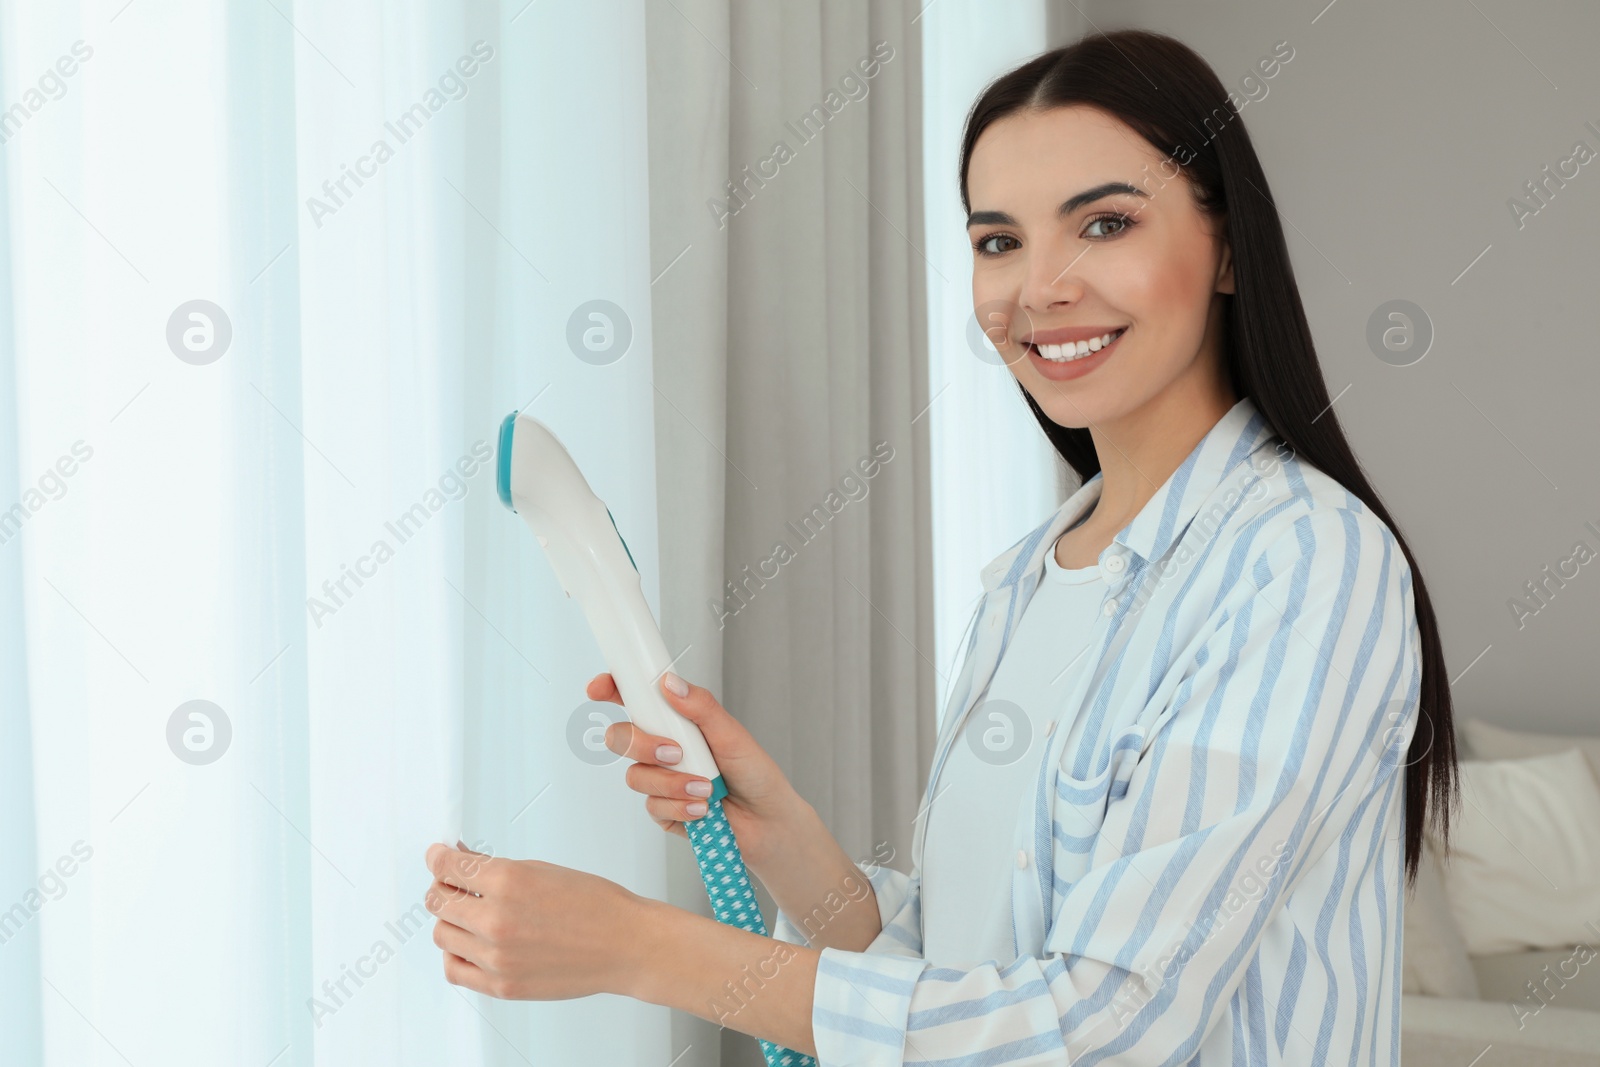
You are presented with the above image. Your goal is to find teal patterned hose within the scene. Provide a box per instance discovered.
[683,776,818,1067]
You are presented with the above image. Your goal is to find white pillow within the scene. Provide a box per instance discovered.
[1425,748,1600,955]
[1461,717,1600,784]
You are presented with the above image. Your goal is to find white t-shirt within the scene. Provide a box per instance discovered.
[921,532,1107,966]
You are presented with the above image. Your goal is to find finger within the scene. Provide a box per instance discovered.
[425,843,495,896]
[442,948,494,995]
[432,914,487,967]
[425,878,489,935]
[604,720,685,766]
[657,672,747,757]
[624,762,712,800]
[656,671,736,748]
[641,805,688,838]
[646,794,709,826]
[585,672,621,704]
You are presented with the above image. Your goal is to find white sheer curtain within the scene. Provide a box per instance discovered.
[0,1,673,1063]
[921,0,1074,698]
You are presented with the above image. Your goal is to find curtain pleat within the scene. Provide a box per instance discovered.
[645,4,935,1063]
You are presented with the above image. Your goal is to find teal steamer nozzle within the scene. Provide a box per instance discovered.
[497,411,816,1067]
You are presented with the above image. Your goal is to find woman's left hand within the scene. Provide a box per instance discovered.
[424,841,646,1001]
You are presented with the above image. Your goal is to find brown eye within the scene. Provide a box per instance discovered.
[974,233,1020,257]
[1084,213,1135,239]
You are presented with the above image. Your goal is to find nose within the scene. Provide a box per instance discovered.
[1019,242,1089,317]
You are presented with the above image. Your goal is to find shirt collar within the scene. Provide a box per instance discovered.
[978,395,1278,592]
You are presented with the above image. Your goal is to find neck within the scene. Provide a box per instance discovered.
[1084,364,1237,538]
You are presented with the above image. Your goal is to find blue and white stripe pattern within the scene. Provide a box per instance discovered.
[772,396,1423,1065]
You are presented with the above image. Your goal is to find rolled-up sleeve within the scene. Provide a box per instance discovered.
[800,510,1422,1066]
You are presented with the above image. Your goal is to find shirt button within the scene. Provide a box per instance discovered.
[1103,598,1119,616]
[1016,850,1029,869]
[1103,554,1125,574]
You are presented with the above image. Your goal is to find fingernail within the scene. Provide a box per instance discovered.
[685,779,712,797]
[656,744,682,764]
[685,801,707,817]
[663,671,689,698]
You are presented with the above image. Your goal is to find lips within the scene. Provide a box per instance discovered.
[1022,326,1126,381]
[1025,326,1127,363]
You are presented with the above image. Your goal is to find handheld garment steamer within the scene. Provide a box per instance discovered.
[496,412,817,1067]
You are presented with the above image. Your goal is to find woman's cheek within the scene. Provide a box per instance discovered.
[1110,249,1212,346]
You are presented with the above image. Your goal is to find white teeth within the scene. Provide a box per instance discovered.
[1035,328,1124,362]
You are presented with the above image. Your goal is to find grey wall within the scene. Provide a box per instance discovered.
[1046,1,1600,737]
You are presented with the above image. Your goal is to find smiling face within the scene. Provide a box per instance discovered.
[966,105,1235,431]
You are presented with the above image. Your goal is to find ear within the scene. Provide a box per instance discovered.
[1217,239,1236,296]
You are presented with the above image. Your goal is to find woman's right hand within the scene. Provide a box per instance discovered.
[593,669,808,872]
[596,669,889,954]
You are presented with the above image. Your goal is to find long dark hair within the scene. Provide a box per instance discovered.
[959,29,1457,889]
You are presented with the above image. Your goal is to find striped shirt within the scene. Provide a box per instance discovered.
[773,395,1423,1065]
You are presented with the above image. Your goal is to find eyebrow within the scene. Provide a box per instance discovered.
[966,181,1150,228]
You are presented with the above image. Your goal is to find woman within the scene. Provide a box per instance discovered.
[422,29,1459,1065]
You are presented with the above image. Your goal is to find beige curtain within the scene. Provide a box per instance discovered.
[645,2,935,1063]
